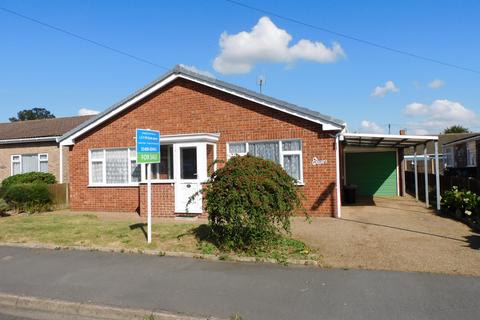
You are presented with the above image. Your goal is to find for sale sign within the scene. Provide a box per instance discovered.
[136,129,160,164]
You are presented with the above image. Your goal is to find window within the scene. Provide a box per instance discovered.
[227,139,303,183]
[11,153,48,175]
[467,141,476,167]
[444,147,454,167]
[89,148,139,185]
[148,145,174,181]
[11,155,21,175]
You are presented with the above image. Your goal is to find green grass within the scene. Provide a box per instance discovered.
[0,212,318,263]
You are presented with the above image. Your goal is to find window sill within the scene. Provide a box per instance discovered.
[140,180,175,184]
[295,181,305,186]
[88,183,139,188]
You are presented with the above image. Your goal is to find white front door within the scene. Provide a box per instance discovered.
[174,144,204,213]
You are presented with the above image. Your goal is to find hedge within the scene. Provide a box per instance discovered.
[2,183,52,213]
[1,172,56,190]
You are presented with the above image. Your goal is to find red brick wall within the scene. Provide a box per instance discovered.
[69,78,338,216]
[139,184,175,217]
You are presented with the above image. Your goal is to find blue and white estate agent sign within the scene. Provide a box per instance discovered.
[136,129,160,244]
[136,129,160,164]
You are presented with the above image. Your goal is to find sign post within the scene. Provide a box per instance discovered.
[136,129,160,244]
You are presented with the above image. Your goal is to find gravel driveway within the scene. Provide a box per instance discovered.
[292,196,480,276]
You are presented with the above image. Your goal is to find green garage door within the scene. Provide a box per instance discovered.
[345,151,397,196]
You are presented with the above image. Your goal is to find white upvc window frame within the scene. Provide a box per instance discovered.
[10,153,49,176]
[38,153,48,172]
[444,146,454,167]
[226,139,304,184]
[466,141,476,167]
[140,144,175,184]
[88,147,139,187]
[11,155,21,175]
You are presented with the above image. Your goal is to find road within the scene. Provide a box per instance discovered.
[0,246,479,320]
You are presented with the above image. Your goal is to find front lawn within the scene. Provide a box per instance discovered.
[0,212,316,263]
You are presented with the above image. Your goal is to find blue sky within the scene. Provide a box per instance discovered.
[1,0,479,134]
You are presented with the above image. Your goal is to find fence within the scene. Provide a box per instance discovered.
[47,183,69,209]
[405,171,480,202]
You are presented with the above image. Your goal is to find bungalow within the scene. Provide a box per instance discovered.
[0,116,92,182]
[442,133,480,177]
[58,65,439,217]
[58,65,345,217]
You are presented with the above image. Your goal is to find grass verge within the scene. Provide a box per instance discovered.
[0,212,318,264]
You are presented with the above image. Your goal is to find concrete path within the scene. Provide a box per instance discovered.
[1,246,479,320]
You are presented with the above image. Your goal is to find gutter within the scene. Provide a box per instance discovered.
[0,136,60,145]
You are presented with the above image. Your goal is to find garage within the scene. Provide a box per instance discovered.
[345,151,397,196]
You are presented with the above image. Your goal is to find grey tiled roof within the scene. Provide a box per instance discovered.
[60,65,345,142]
[0,115,93,141]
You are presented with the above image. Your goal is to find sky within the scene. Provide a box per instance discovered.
[1,0,479,134]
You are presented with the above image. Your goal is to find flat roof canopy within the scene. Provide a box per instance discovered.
[341,133,438,148]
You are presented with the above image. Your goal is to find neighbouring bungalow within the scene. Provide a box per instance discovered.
[57,65,440,217]
[442,133,480,177]
[0,116,92,183]
[403,133,477,175]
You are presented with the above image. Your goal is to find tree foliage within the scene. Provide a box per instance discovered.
[200,155,303,251]
[442,125,470,134]
[9,108,55,122]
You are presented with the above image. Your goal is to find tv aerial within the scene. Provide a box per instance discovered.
[257,75,266,94]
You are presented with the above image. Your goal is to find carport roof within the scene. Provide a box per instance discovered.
[341,133,438,148]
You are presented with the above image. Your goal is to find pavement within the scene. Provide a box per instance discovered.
[1,246,479,320]
[292,196,480,276]
[0,306,105,320]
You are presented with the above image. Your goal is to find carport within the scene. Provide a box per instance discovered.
[335,132,439,217]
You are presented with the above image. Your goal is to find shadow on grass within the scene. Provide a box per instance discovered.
[178,224,218,245]
[129,223,147,241]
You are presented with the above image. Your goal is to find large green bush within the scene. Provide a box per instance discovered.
[200,155,303,251]
[1,172,56,190]
[0,198,9,214]
[441,186,480,219]
[3,183,52,213]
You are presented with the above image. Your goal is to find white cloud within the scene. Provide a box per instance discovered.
[179,64,214,78]
[213,16,345,74]
[360,120,384,134]
[404,102,428,116]
[78,108,100,116]
[403,99,478,134]
[428,79,445,89]
[371,80,399,98]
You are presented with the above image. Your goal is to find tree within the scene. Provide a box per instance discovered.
[442,125,470,134]
[9,108,55,122]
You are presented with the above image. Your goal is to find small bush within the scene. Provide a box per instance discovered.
[3,183,52,213]
[199,155,303,252]
[1,172,56,190]
[0,198,10,214]
[441,186,480,219]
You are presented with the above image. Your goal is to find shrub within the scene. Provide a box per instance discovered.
[441,186,480,219]
[3,183,52,213]
[199,155,303,251]
[0,198,9,214]
[1,172,56,190]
